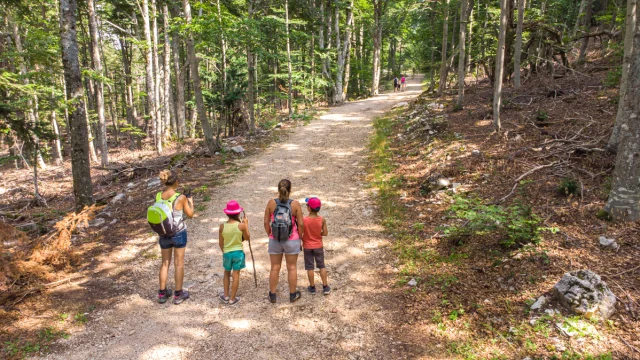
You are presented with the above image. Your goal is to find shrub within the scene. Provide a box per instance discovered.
[557,178,580,196]
[442,196,550,247]
[604,66,622,88]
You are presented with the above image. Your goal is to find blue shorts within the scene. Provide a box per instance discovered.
[223,250,246,271]
[159,229,188,249]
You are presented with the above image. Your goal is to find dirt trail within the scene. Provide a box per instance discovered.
[43,77,424,360]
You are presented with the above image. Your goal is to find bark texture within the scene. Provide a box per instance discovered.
[60,0,95,209]
[438,0,450,96]
[183,0,218,153]
[604,3,640,221]
[513,0,526,88]
[492,0,508,131]
[606,0,637,152]
[87,0,108,165]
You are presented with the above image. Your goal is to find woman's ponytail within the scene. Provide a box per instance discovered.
[277,179,291,202]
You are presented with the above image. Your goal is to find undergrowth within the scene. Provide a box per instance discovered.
[441,195,556,247]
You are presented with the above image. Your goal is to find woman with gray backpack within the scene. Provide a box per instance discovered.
[147,170,194,305]
[263,179,305,303]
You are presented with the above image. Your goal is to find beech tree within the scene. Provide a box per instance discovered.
[604,2,640,221]
[492,0,508,131]
[60,0,95,209]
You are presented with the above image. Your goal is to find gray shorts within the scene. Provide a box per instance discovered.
[268,239,301,255]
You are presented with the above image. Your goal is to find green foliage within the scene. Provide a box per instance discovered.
[536,110,549,121]
[604,66,622,88]
[442,196,550,247]
[595,209,612,221]
[557,178,579,196]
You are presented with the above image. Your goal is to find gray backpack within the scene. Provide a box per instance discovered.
[271,199,293,241]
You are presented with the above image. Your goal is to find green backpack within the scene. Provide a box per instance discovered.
[147,192,181,236]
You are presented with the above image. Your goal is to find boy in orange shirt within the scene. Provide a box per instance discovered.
[302,197,330,295]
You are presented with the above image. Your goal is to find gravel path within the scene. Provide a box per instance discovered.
[43,77,424,360]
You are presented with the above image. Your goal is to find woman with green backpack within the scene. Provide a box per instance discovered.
[263,179,305,303]
[151,170,194,305]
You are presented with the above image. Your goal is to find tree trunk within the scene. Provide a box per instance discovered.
[152,0,163,153]
[169,6,187,139]
[606,0,637,152]
[371,0,385,96]
[574,0,587,37]
[604,2,640,221]
[577,0,593,63]
[60,0,95,209]
[142,0,158,152]
[466,5,474,73]
[334,0,354,104]
[246,0,255,133]
[87,0,108,165]
[183,0,218,153]
[51,92,63,165]
[285,0,293,118]
[513,0,526,88]
[343,31,352,98]
[493,0,508,131]
[162,1,173,138]
[457,0,468,106]
[438,0,450,96]
[10,18,46,169]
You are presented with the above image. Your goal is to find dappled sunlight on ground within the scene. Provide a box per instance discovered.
[42,76,425,359]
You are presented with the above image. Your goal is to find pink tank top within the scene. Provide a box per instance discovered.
[269,210,300,241]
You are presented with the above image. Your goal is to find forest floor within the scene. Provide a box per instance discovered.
[365,52,639,358]
[2,77,425,359]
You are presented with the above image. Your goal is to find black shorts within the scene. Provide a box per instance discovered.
[304,248,325,270]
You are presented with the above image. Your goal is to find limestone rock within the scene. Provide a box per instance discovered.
[231,145,245,154]
[392,101,409,109]
[598,236,619,250]
[111,193,126,204]
[407,278,417,287]
[530,295,546,311]
[420,172,451,194]
[552,270,616,320]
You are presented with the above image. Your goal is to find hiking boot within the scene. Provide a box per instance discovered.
[219,294,230,304]
[307,286,316,295]
[290,291,301,303]
[323,285,331,295]
[228,297,241,307]
[269,292,277,304]
[173,290,190,305]
[158,288,172,304]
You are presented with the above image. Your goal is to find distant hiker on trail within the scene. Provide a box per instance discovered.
[218,200,250,306]
[393,76,399,92]
[401,75,406,91]
[149,170,194,305]
[302,197,331,296]
[264,179,305,303]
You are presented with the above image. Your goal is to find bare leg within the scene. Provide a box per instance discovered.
[159,248,172,290]
[319,268,328,286]
[285,254,299,294]
[307,270,315,287]
[230,270,240,300]
[269,254,283,293]
[174,247,186,291]
[223,270,231,298]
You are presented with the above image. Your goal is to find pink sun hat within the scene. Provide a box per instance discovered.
[223,200,243,215]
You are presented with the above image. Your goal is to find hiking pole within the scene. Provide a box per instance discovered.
[243,211,258,288]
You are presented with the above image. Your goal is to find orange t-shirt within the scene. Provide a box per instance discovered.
[302,216,324,249]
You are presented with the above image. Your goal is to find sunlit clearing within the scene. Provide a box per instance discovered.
[282,143,300,151]
[141,345,187,358]
[224,319,253,331]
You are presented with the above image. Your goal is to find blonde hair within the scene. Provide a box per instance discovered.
[159,170,178,186]
[278,179,291,202]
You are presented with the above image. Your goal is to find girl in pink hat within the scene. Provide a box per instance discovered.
[218,200,250,306]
